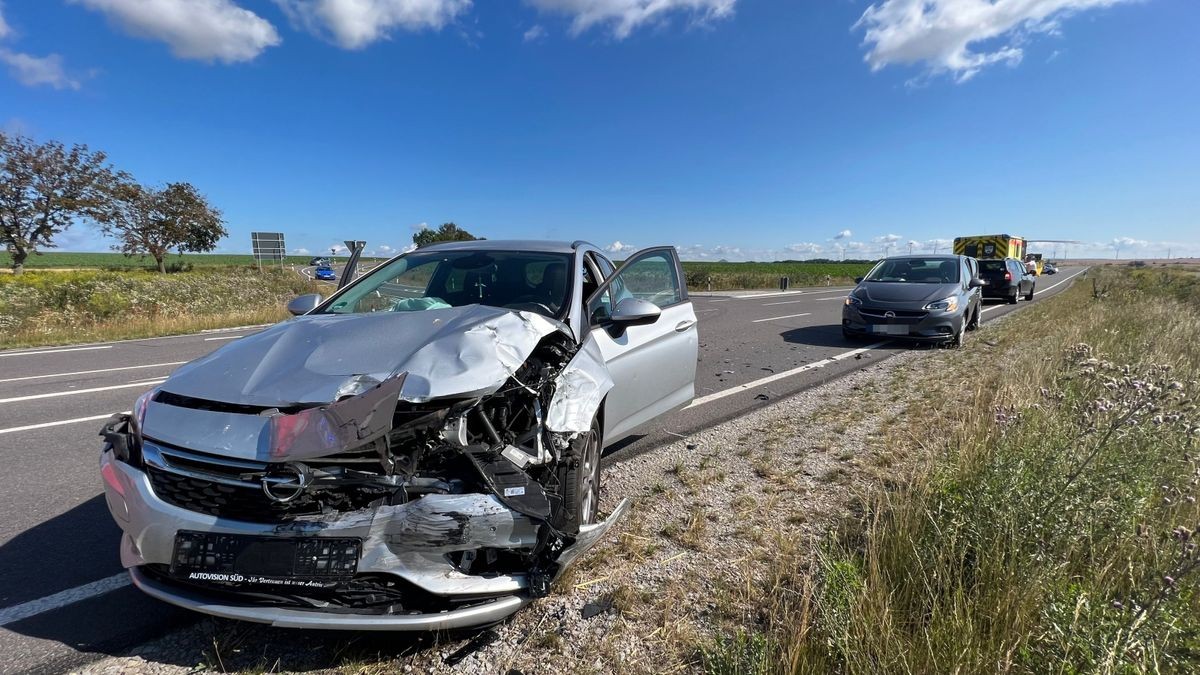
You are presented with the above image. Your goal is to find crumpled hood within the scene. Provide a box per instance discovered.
[856,282,959,305]
[160,305,567,407]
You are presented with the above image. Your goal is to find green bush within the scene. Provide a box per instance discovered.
[0,268,315,336]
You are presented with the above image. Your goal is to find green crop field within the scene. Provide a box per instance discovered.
[0,251,381,270]
[679,260,875,290]
[0,250,875,290]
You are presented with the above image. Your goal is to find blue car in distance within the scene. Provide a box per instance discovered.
[315,266,337,281]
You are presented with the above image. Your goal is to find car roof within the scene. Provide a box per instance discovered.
[418,239,591,254]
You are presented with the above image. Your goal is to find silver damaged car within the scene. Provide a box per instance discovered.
[98,240,698,630]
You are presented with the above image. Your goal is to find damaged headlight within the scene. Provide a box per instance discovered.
[100,388,155,467]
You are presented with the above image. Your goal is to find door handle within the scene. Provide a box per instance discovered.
[675,319,697,332]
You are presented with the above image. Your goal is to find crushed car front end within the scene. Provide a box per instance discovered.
[99,307,623,630]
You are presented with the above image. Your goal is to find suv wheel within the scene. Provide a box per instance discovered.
[561,417,602,533]
[1025,284,1035,302]
[1007,290,1019,304]
[966,306,980,331]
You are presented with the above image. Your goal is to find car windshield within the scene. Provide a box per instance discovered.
[864,258,960,284]
[322,249,572,319]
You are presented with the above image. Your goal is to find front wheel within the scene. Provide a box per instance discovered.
[966,306,980,331]
[561,417,602,533]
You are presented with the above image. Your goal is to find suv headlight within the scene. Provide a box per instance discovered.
[924,296,959,312]
[844,295,862,307]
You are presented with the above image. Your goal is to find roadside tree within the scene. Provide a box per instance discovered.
[104,182,227,272]
[413,222,478,248]
[0,132,120,273]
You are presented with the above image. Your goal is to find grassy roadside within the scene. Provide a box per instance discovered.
[708,266,1200,672]
[0,268,319,349]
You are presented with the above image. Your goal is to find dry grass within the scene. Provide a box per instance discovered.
[699,266,1200,674]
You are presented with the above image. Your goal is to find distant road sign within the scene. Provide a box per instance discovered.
[251,232,286,267]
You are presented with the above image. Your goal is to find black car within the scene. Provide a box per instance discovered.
[977,258,1034,304]
[842,254,984,347]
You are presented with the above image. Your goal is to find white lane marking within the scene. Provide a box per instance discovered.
[204,335,243,341]
[0,345,113,358]
[734,287,854,299]
[0,325,270,356]
[685,342,889,409]
[751,312,812,323]
[0,411,129,435]
[0,361,186,384]
[760,299,812,306]
[981,268,1086,314]
[695,309,720,314]
[0,379,165,404]
[0,573,131,627]
[200,324,270,334]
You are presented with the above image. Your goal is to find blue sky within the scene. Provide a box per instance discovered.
[1,0,1197,261]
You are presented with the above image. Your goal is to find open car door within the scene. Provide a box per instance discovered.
[585,247,698,445]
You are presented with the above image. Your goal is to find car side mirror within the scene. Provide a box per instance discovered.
[287,293,324,316]
[969,277,987,288]
[854,277,863,283]
[610,297,661,327]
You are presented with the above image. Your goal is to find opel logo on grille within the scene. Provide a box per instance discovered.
[884,311,896,319]
[262,463,312,503]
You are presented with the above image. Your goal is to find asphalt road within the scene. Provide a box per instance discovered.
[0,267,1086,674]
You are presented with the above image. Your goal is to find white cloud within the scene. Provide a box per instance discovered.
[401,243,418,254]
[784,242,824,256]
[327,243,349,255]
[0,49,80,89]
[377,244,395,254]
[605,240,637,254]
[523,24,546,41]
[410,221,430,232]
[525,0,736,39]
[855,0,1131,82]
[71,0,281,63]
[293,247,311,255]
[0,4,10,40]
[873,233,903,244]
[833,229,852,240]
[278,0,472,49]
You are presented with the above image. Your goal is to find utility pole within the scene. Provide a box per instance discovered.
[908,242,915,255]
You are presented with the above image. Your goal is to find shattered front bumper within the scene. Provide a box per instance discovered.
[100,450,629,630]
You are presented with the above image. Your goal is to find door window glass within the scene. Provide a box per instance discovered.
[589,250,682,324]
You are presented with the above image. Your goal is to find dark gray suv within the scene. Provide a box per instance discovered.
[842,254,984,347]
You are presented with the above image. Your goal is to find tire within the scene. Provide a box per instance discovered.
[561,417,602,533]
[947,320,966,348]
[1025,284,1035,302]
[1007,290,1019,305]
[966,306,980,331]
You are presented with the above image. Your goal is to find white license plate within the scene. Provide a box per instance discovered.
[871,324,909,335]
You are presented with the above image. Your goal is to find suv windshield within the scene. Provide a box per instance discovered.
[864,258,960,284]
[322,250,572,319]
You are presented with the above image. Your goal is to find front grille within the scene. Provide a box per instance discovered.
[147,464,317,521]
[859,307,928,323]
[143,441,320,521]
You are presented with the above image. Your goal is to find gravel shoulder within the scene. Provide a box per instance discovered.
[77,347,931,675]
